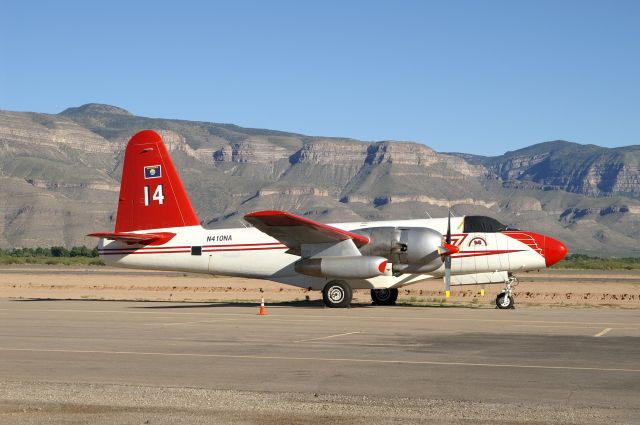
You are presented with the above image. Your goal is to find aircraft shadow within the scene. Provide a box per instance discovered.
[127,301,483,310]
[12,298,138,303]
[10,297,328,308]
[11,298,486,309]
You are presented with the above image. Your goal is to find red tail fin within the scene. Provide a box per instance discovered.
[114,130,200,232]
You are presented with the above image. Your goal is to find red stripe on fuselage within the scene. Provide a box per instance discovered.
[99,242,284,252]
[203,242,284,248]
[503,232,544,255]
[99,245,288,256]
[451,249,524,258]
[203,246,288,253]
[99,249,191,255]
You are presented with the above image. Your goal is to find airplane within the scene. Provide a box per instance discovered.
[89,130,568,309]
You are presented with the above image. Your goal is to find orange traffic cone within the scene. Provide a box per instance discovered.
[258,296,267,315]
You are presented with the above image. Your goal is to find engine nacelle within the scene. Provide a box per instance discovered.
[295,256,388,279]
[353,227,444,273]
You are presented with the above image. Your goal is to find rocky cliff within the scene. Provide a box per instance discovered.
[462,141,640,198]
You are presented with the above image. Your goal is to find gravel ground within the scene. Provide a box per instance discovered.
[0,266,638,308]
[0,381,618,425]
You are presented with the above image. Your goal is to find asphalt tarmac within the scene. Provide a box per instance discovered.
[0,299,638,424]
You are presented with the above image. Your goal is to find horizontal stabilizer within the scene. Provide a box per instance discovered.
[87,232,176,245]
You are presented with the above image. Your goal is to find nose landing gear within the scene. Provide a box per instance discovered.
[496,274,518,309]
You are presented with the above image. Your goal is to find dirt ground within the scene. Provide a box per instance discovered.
[0,265,638,308]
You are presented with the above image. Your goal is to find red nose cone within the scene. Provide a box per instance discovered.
[544,236,568,267]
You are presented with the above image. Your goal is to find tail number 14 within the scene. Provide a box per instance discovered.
[144,185,165,206]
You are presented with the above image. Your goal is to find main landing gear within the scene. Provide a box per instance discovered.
[370,288,398,305]
[322,280,352,308]
[321,282,399,308]
[496,274,518,309]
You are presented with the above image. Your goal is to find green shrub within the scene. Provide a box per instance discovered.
[555,254,640,270]
[0,246,103,265]
[51,246,69,257]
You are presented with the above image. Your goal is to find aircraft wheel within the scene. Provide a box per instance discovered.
[371,288,398,305]
[323,281,352,308]
[496,293,514,309]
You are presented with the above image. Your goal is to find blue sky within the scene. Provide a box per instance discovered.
[1,0,638,155]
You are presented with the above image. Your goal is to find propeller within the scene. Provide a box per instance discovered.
[439,208,459,298]
[444,209,452,298]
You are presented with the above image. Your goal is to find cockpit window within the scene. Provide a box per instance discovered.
[463,216,512,233]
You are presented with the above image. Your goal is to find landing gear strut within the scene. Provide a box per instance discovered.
[371,288,398,305]
[496,274,518,309]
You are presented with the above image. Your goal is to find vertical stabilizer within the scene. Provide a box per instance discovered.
[114,130,200,232]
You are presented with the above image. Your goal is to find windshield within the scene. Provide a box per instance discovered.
[463,216,515,233]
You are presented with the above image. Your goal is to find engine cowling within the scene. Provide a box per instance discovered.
[295,256,388,279]
[353,227,444,273]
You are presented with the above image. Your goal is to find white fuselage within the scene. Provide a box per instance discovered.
[98,217,546,290]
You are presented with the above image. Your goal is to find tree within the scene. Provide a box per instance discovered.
[51,246,69,257]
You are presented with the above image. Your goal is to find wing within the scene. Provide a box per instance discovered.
[87,232,176,245]
[244,210,369,256]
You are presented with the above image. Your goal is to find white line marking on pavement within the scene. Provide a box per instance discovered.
[0,308,632,327]
[154,318,240,326]
[144,318,328,326]
[512,324,601,329]
[294,331,360,343]
[511,324,631,330]
[594,328,613,337]
[0,347,638,373]
[303,341,431,347]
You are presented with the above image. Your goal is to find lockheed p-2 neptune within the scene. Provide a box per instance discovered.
[90,130,567,308]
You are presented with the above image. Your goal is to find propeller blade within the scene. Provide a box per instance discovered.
[444,256,451,298]
[446,208,451,244]
[444,206,452,298]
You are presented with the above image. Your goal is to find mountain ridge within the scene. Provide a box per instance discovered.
[1,103,639,256]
